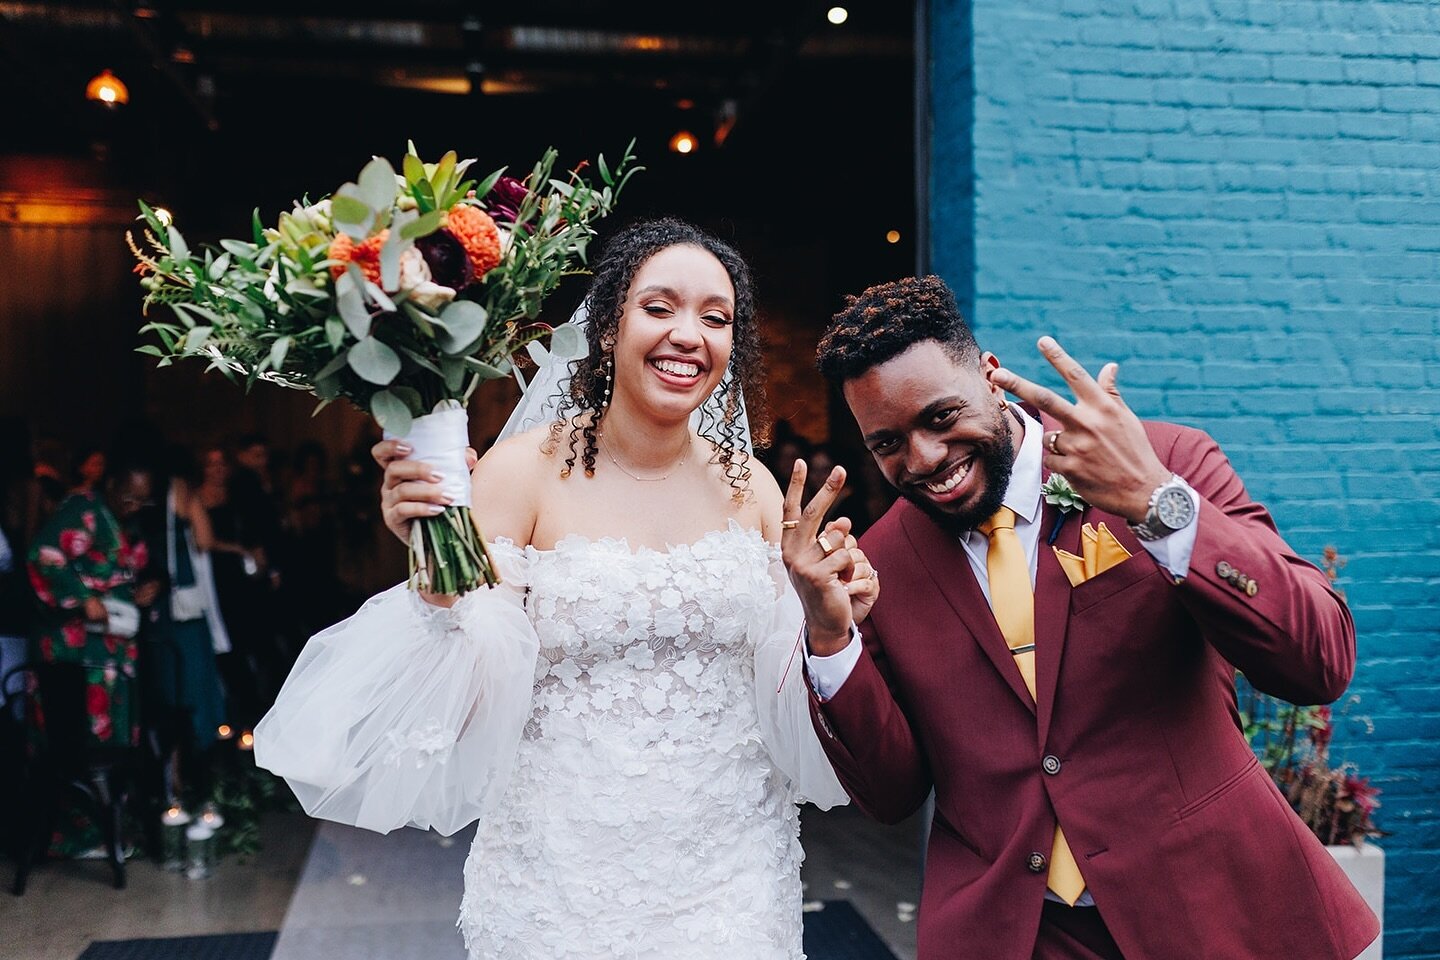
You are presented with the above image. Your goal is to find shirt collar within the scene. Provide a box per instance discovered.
[1004,403,1044,526]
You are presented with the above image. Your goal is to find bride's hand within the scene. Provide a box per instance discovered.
[371,439,479,545]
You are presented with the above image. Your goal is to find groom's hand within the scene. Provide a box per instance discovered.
[781,460,876,657]
[989,336,1170,523]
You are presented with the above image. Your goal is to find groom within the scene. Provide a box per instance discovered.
[782,276,1378,960]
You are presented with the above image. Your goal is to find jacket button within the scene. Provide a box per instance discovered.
[1245,579,1259,597]
[1216,561,1233,579]
[1042,755,1062,775]
[1027,852,1048,873]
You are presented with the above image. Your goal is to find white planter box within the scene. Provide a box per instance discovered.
[1327,842,1384,960]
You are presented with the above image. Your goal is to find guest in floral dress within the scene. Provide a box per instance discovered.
[26,464,158,855]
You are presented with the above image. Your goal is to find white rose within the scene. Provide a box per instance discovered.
[396,247,456,310]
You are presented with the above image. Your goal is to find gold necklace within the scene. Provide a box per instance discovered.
[598,433,689,482]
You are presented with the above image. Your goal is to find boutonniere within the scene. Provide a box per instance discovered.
[1041,473,1087,545]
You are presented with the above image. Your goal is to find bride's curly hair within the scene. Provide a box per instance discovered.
[548,218,768,499]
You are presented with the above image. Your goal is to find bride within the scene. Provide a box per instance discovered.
[254,218,877,959]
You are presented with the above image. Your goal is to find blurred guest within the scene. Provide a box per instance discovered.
[148,450,229,801]
[199,446,267,731]
[72,448,108,496]
[26,462,159,855]
[0,419,33,694]
[280,442,343,642]
[804,442,876,536]
[764,419,811,487]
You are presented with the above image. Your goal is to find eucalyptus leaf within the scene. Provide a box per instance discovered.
[548,322,587,360]
[314,374,340,400]
[389,385,424,413]
[436,300,487,355]
[136,344,166,357]
[465,357,510,380]
[370,389,413,435]
[315,350,350,380]
[441,357,467,393]
[325,317,346,350]
[364,280,397,313]
[380,210,415,291]
[336,265,371,339]
[357,157,397,213]
[207,252,232,280]
[348,336,401,385]
[331,193,371,228]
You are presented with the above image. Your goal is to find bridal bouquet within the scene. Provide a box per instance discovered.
[131,142,638,594]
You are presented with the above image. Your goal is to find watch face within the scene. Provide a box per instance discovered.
[1155,486,1195,530]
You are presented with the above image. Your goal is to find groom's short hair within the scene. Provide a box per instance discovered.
[816,275,981,384]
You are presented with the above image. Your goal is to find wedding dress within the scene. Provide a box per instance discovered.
[254,521,847,960]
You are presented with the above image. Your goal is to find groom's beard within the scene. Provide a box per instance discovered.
[897,407,1016,537]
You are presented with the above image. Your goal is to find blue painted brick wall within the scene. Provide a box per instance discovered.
[930,1,1440,955]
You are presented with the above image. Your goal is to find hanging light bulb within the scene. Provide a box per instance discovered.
[669,131,697,155]
[86,69,130,107]
[886,230,901,244]
[827,7,849,25]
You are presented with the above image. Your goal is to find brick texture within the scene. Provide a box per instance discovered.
[930,0,1440,954]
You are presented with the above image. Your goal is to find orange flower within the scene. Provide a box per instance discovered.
[328,231,388,286]
[444,206,502,279]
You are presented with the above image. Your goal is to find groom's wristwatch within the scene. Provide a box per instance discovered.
[1128,474,1197,541]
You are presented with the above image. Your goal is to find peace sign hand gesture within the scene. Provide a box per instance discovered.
[780,460,880,658]
[988,336,1171,524]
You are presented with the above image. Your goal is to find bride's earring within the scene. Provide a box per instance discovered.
[599,351,613,414]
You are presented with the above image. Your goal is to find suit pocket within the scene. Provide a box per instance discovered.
[1068,554,1160,614]
[1175,756,1261,821]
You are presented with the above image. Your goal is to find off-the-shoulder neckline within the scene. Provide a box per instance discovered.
[491,518,776,558]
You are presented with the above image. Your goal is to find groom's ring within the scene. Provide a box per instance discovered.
[1046,431,1064,456]
[781,520,799,530]
[816,534,837,556]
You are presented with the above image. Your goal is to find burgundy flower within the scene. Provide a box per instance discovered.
[483,176,530,226]
[415,229,474,291]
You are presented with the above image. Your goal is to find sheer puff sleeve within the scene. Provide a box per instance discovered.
[253,540,538,836]
[750,557,850,810]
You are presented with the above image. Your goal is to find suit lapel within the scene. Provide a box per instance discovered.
[897,503,1036,715]
[1034,411,1077,744]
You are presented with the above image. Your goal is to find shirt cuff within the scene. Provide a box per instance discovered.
[804,623,863,701]
[1136,478,1201,581]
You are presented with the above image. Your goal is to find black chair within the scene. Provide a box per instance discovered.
[7,661,135,894]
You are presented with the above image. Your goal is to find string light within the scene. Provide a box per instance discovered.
[669,131,697,155]
[827,7,849,25]
[886,230,901,244]
[153,207,174,227]
[85,69,130,107]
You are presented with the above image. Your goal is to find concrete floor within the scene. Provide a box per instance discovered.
[2,811,315,960]
[6,804,922,960]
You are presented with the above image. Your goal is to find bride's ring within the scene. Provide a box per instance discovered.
[1046,431,1064,456]
[816,533,837,556]
[781,519,799,530]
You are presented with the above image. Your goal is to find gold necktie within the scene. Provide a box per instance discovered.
[977,507,1087,906]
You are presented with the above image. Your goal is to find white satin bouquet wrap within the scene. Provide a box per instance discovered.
[253,542,537,836]
[751,559,849,810]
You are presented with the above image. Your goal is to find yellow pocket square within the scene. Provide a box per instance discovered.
[1053,522,1132,587]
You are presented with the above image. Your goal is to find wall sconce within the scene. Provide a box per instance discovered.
[86,69,130,107]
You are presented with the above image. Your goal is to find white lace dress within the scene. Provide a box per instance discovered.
[254,522,847,960]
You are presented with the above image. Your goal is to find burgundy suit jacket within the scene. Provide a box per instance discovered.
[809,416,1379,960]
